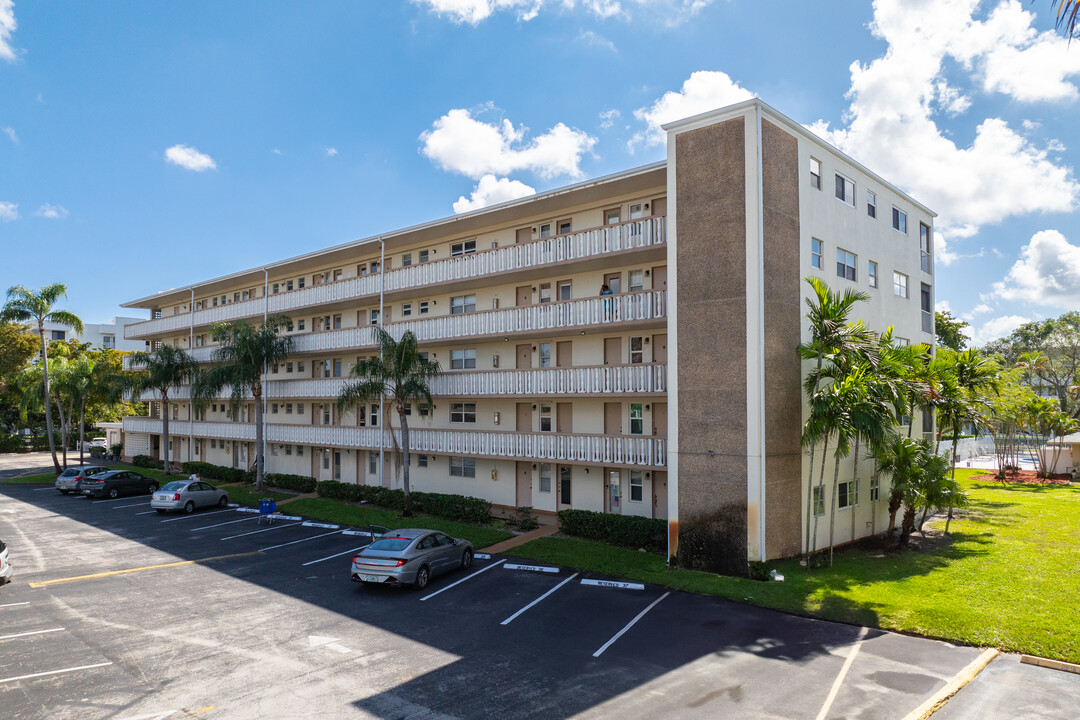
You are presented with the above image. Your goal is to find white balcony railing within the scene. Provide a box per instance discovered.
[125,364,667,402]
[124,217,666,340]
[122,417,667,467]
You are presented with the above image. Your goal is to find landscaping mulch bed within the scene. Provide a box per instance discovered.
[970,470,1071,485]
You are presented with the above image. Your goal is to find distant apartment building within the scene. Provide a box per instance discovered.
[42,316,148,352]
[119,100,935,563]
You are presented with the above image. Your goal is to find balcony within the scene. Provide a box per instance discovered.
[122,417,667,468]
[125,364,667,402]
[124,217,667,340]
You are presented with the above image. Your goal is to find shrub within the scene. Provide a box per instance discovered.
[29,434,61,452]
[110,443,123,457]
[514,506,540,531]
[315,481,491,524]
[675,503,748,577]
[133,454,164,469]
[179,461,252,484]
[0,434,28,453]
[557,509,666,553]
[264,473,317,493]
[89,446,106,457]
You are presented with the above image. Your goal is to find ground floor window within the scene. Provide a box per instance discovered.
[870,476,879,502]
[629,470,643,502]
[813,486,825,516]
[450,456,475,478]
[368,451,377,475]
[838,480,858,508]
[539,463,552,493]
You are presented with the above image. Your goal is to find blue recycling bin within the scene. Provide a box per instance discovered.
[259,498,277,524]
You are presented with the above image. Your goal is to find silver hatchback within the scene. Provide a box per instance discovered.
[55,466,109,494]
[151,480,229,514]
[351,529,474,590]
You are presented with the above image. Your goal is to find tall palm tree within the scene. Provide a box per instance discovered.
[126,344,200,474]
[0,284,83,474]
[66,354,96,466]
[193,317,293,490]
[797,276,871,558]
[1042,0,1080,39]
[338,328,440,517]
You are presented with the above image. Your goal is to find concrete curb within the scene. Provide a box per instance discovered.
[900,648,999,720]
[1020,654,1080,675]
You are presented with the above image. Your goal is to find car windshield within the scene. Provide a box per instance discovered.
[367,538,413,552]
[161,482,186,491]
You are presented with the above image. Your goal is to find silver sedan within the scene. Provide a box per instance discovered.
[351,528,474,590]
[151,480,229,514]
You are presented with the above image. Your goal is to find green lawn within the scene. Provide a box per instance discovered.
[284,497,514,549]
[223,485,293,508]
[513,468,1080,664]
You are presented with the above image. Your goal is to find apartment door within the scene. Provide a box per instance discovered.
[319,449,333,482]
[603,273,621,294]
[516,227,532,244]
[651,197,667,217]
[652,333,668,363]
[651,265,667,293]
[516,344,532,369]
[556,341,572,368]
[516,403,532,432]
[557,466,572,510]
[238,442,248,469]
[605,469,622,514]
[604,402,622,435]
[556,403,572,434]
[603,337,622,365]
[515,462,532,507]
[516,285,533,306]
[652,471,668,519]
[652,403,668,438]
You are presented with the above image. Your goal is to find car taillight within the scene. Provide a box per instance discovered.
[173,493,181,501]
[353,556,362,563]
[394,559,407,567]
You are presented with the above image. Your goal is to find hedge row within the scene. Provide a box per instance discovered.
[264,473,317,493]
[179,461,252,484]
[316,480,491,524]
[133,454,165,469]
[0,434,29,453]
[557,509,666,553]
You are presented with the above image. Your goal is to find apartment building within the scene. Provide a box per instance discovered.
[120,99,935,564]
[42,316,148,352]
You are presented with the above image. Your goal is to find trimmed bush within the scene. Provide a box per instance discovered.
[264,473,317,493]
[557,509,666,554]
[133,454,164,469]
[675,503,748,577]
[316,481,491,524]
[179,461,252,484]
[0,434,28,453]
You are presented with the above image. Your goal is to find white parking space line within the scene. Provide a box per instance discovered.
[188,516,260,531]
[115,711,179,720]
[0,602,31,609]
[33,487,57,491]
[592,592,670,658]
[135,510,157,515]
[0,661,113,684]
[501,573,579,626]
[302,521,340,529]
[111,501,151,509]
[302,545,370,566]
[259,529,342,552]
[221,521,303,541]
[420,559,507,601]
[814,626,869,720]
[161,507,236,523]
[0,627,65,641]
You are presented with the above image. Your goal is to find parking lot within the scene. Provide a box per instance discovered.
[2,478,1078,719]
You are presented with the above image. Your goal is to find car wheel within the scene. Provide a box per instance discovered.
[218,495,228,508]
[413,565,430,590]
[184,501,195,514]
[461,549,473,569]
[156,509,167,514]
[147,483,158,493]
[107,487,119,499]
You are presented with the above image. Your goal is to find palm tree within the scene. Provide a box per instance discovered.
[875,435,924,543]
[126,344,199,474]
[337,328,440,517]
[193,317,293,490]
[0,284,83,474]
[797,276,871,558]
[1042,0,1080,39]
[66,354,96,466]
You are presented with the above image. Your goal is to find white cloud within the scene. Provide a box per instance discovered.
[326,147,338,157]
[35,203,68,219]
[630,70,754,149]
[991,229,1080,307]
[0,201,16,221]
[412,0,714,25]
[577,30,616,52]
[164,144,217,172]
[810,0,1080,266]
[2,126,16,144]
[599,108,621,130]
[0,0,17,63]
[935,300,952,313]
[271,148,282,155]
[412,0,541,24]
[452,174,536,213]
[420,106,596,180]
[969,314,1030,346]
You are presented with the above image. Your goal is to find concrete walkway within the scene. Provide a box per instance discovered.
[482,523,559,553]
[276,492,317,506]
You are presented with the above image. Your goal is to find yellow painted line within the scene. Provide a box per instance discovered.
[190,706,215,715]
[28,552,263,588]
[900,648,999,720]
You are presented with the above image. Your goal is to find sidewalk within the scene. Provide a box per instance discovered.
[482,524,559,554]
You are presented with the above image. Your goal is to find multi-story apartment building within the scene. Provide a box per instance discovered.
[119,99,935,564]
[43,316,148,351]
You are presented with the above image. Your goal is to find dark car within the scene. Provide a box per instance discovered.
[80,470,159,499]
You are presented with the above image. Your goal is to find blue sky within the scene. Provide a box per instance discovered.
[1,0,1078,345]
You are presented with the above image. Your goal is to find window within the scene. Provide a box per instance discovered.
[270,444,278,456]
[451,294,476,314]
[403,403,411,416]
[298,319,305,331]
[333,359,342,377]
[419,403,430,416]
[539,282,552,303]
[101,335,115,349]
[629,470,643,502]
[893,272,909,299]
[539,223,552,238]
[920,223,932,273]
[370,309,379,325]
[194,440,201,455]
[835,173,855,206]
[810,157,822,190]
[629,336,643,364]
[210,439,217,449]
[922,408,934,434]
[322,405,331,424]
[892,207,907,233]
[418,454,428,468]
[450,403,476,424]
[921,283,933,334]
[867,190,877,218]
[402,253,412,267]
[838,480,858,509]
[283,403,292,415]
[605,208,620,225]
[402,303,412,317]
[369,451,378,475]
[298,277,305,288]
[813,485,825,515]
[868,261,878,289]
[297,361,305,373]
[273,283,280,294]
[419,301,429,315]
[522,463,546,495]
[333,314,342,330]
[449,456,475,478]
[51,330,65,341]
[369,404,378,426]
[558,281,572,301]
[628,269,644,292]
[539,403,552,432]
[558,219,572,235]
[419,250,429,263]
[285,445,292,456]
[272,363,279,374]
[630,403,644,435]
[539,343,551,368]
[271,403,279,414]
[286,280,293,291]
[870,476,880,502]
[450,349,475,370]
[451,240,476,256]
[811,238,823,269]
[836,249,857,281]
